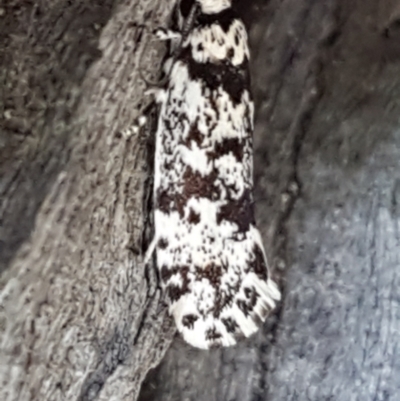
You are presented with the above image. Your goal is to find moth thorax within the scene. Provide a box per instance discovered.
[197,0,232,14]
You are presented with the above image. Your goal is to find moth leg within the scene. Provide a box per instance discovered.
[144,236,158,265]
[120,115,147,139]
[144,87,167,104]
[120,84,165,139]
[154,27,182,42]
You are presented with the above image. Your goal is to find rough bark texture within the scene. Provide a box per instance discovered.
[0,1,176,400]
[139,0,400,400]
[2,0,400,400]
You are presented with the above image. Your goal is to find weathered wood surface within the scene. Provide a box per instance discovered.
[139,0,400,400]
[0,1,176,400]
[2,0,400,400]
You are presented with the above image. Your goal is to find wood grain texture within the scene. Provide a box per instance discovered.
[139,0,400,400]
[2,0,400,400]
[0,1,177,400]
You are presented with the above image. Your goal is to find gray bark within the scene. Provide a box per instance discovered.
[139,0,400,400]
[2,0,400,400]
[0,1,176,400]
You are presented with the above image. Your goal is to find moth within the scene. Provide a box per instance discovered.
[145,0,281,349]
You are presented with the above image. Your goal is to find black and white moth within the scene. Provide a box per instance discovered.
[147,0,281,349]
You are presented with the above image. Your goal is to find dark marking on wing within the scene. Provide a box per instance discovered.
[188,208,201,224]
[216,189,255,233]
[237,299,251,316]
[158,238,169,249]
[195,262,223,286]
[196,7,237,33]
[213,278,241,318]
[157,189,176,215]
[221,317,239,333]
[179,46,250,105]
[207,137,245,162]
[182,314,198,329]
[244,286,259,309]
[157,166,221,217]
[160,264,172,282]
[166,265,191,302]
[182,166,220,200]
[184,121,204,147]
[248,245,268,281]
[205,326,223,341]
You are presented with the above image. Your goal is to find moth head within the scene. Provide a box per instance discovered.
[197,0,232,14]
[180,0,231,17]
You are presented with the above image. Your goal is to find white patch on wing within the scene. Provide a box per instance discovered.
[197,0,231,15]
[188,20,250,66]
